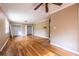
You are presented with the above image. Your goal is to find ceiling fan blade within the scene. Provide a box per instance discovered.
[45,3,48,12]
[52,3,62,6]
[34,3,43,10]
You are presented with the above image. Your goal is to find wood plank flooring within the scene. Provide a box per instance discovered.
[0,36,59,56]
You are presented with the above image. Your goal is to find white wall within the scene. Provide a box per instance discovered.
[34,20,49,38]
[50,4,79,53]
[0,8,9,51]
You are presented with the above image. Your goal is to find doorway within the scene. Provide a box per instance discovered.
[27,25,33,36]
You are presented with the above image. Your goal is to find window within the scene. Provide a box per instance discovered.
[5,18,9,34]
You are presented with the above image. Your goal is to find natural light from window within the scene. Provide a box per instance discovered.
[5,18,9,34]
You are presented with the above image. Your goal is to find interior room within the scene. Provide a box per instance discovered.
[0,3,79,56]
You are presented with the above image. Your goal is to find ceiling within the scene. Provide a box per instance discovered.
[0,3,74,24]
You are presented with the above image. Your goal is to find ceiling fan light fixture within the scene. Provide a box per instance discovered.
[34,3,63,13]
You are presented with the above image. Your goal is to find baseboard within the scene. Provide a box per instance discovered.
[50,43,79,56]
[34,35,49,39]
[0,38,9,51]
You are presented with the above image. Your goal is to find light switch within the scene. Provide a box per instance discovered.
[53,26,56,30]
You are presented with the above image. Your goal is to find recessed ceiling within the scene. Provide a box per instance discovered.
[0,3,74,24]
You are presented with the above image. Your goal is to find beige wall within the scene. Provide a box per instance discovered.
[0,8,9,50]
[50,4,78,53]
[34,20,49,38]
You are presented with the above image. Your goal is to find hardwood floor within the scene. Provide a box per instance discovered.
[0,36,59,56]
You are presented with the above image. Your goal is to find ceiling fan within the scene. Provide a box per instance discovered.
[34,3,62,13]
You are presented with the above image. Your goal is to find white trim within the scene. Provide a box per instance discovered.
[50,43,79,55]
[0,38,9,51]
[34,35,49,39]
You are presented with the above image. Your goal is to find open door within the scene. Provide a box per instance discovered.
[27,25,33,36]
